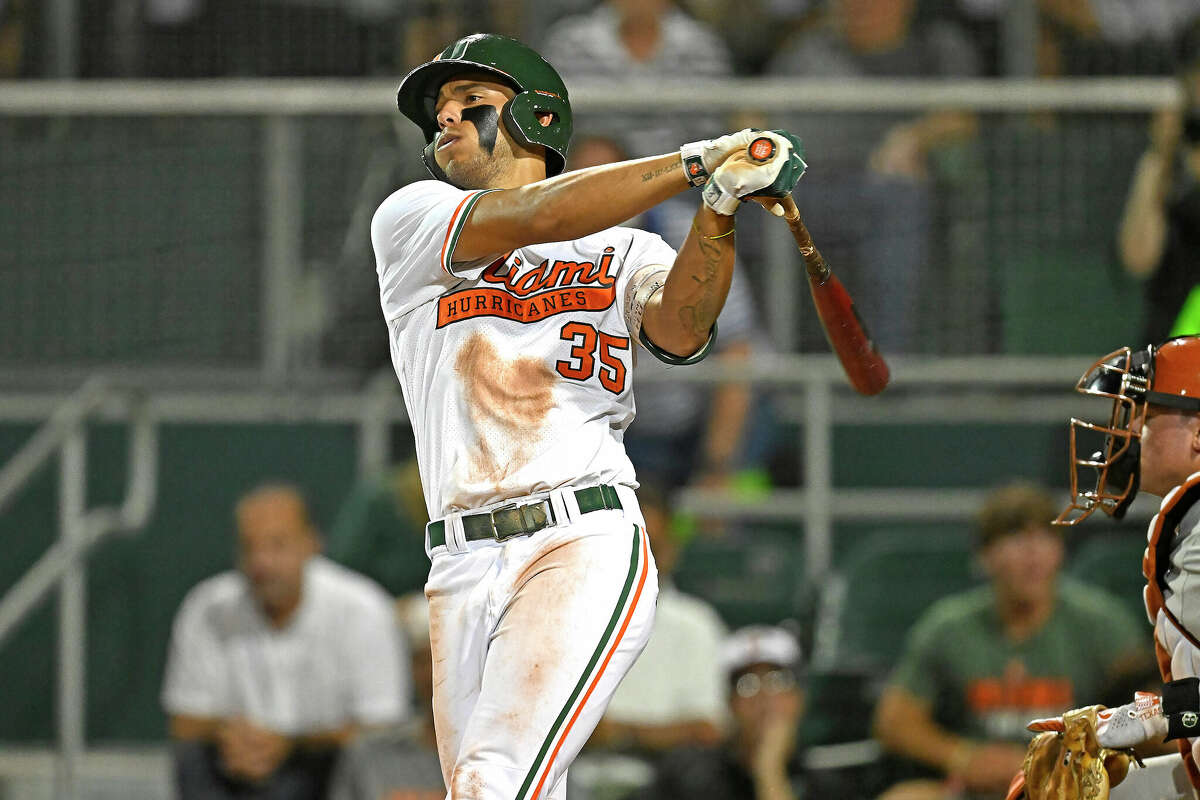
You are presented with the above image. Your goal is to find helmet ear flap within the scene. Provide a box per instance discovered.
[501,93,570,176]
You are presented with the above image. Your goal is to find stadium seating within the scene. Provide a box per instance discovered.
[811,528,980,673]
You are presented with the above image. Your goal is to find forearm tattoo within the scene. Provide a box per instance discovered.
[640,161,680,183]
[678,235,727,336]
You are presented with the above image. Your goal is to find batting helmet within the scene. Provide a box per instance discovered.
[1057,335,1200,525]
[396,33,573,181]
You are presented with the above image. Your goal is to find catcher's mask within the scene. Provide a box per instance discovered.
[395,33,572,186]
[1056,336,1200,525]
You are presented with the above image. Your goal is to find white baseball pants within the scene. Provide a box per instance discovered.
[424,484,658,800]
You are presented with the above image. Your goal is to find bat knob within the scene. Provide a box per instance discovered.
[748,136,777,163]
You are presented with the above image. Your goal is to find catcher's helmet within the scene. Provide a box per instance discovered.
[1056,335,1200,525]
[396,33,573,181]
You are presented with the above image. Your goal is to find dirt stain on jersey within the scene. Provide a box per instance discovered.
[455,332,555,488]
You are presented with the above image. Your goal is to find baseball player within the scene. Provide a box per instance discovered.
[1007,335,1200,800]
[374,33,805,800]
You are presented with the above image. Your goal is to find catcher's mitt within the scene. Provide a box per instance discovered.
[1005,706,1134,800]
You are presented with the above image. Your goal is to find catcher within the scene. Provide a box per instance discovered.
[1009,335,1200,800]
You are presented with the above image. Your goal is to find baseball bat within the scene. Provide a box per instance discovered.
[743,134,890,395]
[780,194,890,395]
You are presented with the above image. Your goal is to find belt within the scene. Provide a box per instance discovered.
[427,485,623,549]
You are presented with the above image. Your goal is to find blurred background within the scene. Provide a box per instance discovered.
[1,0,1198,797]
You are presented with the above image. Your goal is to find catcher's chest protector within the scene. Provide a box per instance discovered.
[1143,471,1200,792]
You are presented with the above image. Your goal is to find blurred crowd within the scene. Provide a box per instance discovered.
[4,0,1200,79]
[168,477,1156,799]
[5,0,1200,370]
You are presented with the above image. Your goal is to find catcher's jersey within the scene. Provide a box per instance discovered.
[374,180,676,519]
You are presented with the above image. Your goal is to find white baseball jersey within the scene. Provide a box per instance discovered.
[373,179,677,518]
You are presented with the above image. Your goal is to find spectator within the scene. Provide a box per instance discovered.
[588,483,728,755]
[1118,24,1200,343]
[542,0,734,158]
[871,482,1147,800]
[142,0,405,77]
[765,0,981,354]
[0,0,32,78]
[934,0,1200,77]
[566,134,771,489]
[161,483,409,800]
[326,457,430,597]
[329,592,445,800]
[626,624,809,800]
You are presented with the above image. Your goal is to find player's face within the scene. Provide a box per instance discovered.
[981,523,1063,606]
[433,76,519,189]
[1135,406,1200,498]
[235,493,317,617]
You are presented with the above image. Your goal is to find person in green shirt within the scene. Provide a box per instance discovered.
[871,482,1149,800]
[325,458,430,598]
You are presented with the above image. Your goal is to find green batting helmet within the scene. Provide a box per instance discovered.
[396,33,573,179]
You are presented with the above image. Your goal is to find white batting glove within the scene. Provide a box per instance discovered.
[701,131,805,216]
[1027,692,1167,749]
[679,129,758,187]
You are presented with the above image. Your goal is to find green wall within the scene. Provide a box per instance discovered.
[0,422,357,743]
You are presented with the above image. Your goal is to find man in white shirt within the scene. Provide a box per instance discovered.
[161,483,408,800]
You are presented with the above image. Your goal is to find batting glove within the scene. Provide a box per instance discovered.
[702,130,807,216]
[679,129,758,187]
[1027,692,1167,749]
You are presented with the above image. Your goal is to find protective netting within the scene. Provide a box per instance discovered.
[0,99,1158,378]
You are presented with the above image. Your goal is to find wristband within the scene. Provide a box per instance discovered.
[679,143,710,187]
[1163,677,1200,740]
[702,180,740,216]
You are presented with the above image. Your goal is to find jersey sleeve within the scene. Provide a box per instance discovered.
[373,180,499,322]
[614,229,677,325]
[160,585,230,718]
[616,228,717,365]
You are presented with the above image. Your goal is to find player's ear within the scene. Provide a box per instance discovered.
[536,111,553,128]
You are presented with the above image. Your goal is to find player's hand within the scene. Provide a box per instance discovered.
[750,194,800,219]
[679,129,760,186]
[1028,692,1166,749]
[702,131,806,216]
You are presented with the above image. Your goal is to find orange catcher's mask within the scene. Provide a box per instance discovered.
[1056,336,1200,526]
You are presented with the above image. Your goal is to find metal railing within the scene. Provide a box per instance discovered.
[0,378,158,799]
